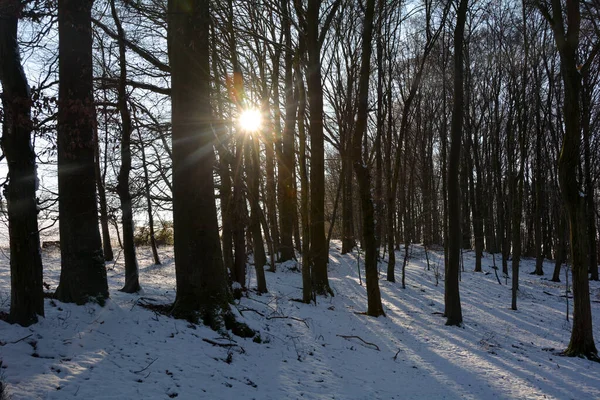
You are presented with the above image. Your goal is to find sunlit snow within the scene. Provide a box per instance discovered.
[1,242,599,399]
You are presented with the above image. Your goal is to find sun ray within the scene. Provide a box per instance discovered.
[238,109,262,132]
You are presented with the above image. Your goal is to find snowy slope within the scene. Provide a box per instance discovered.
[1,243,599,399]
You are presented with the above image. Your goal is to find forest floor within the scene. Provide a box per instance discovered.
[1,242,599,399]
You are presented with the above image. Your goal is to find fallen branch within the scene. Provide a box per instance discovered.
[1,333,34,346]
[543,291,573,299]
[336,335,380,351]
[266,315,309,328]
[393,348,402,360]
[132,357,158,374]
[237,307,309,327]
[202,338,239,347]
[237,307,265,317]
[14,333,34,344]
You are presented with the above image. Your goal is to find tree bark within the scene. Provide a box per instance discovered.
[306,0,332,296]
[0,0,44,326]
[279,0,297,262]
[445,0,468,326]
[168,0,231,321]
[541,0,597,358]
[110,0,140,294]
[582,70,598,281]
[94,131,114,262]
[211,23,233,275]
[246,136,268,294]
[56,0,109,305]
[352,0,384,317]
[138,131,161,265]
[295,63,312,304]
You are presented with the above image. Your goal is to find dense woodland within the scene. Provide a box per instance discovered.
[0,0,599,362]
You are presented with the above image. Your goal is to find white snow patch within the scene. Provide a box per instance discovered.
[0,243,599,399]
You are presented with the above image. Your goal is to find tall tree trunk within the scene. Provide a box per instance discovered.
[264,97,279,269]
[210,23,233,275]
[168,0,231,321]
[227,0,247,290]
[246,136,268,293]
[385,78,395,281]
[270,53,282,260]
[96,59,114,262]
[582,71,598,281]
[56,0,109,305]
[341,151,355,254]
[110,0,140,294]
[0,0,44,326]
[293,178,302,253]
[511,147,525,311]
[306,0,332,296]
[374,6,384,253]
[94,130,114,262]
[541,0,597,357]
[445,0,468,326]
[493,96,507,274]
[352,0,384,317]
[231,133,246,289]
[468,134,483,273]
[460,154,471,249]
[533,68,544,275]
[296,63,312,303]
[483,136,496,253]
[138,131,161,265]
[279,0,297,262]
[551,204,566,282]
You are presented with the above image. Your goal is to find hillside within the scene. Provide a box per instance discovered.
[1,243,599,399]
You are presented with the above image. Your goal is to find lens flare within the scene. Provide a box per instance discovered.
[238,109,262,132]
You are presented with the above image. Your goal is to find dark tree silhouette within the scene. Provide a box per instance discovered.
[55,0,109,305]
[0,0,44,326]
[168,0,231,322]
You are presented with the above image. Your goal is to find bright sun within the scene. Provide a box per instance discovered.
[238,109,262,132]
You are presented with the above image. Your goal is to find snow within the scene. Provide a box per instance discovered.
[1,243,599,399]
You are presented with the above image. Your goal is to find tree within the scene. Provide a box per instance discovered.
[246,132,268,294]
[110,0,140,293]
[445,0,468,327]
[352,0,385,317]
[536,0,598,359]
[55,0,109,305]
[0,0,44,326]
[296,63,313,304]
[279,0,297,263]
[168,0,231,322]
[303,0,341,297]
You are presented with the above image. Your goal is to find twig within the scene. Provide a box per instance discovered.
[238,307,309,328]
[237,307,266,317]
[543,290,573,299]
[132,357,158,374]
[266,315,309,328]
[336,335,380,351]
[202,338,239,348]
[7,333,33,345]
[393,348,402,360]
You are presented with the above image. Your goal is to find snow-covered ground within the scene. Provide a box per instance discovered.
[1,242,599,399]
